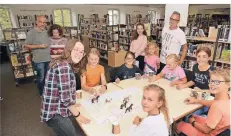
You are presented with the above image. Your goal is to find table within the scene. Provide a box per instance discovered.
[75,79,204,136]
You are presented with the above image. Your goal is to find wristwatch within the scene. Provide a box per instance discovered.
[192,121,196,127]
[74,112,80,118]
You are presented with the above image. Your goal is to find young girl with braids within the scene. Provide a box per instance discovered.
[128,84,172,136]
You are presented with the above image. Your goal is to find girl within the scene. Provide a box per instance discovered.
[115,51,143,83]
[128,84,171,136]
[177,47,215,90]
[41,39,90,136]
[150,54,187,86]
[176,68,230,136]
[81,48,107,94]
[48,24,68,58]
[130,23,148,71]
[144,42,160,75]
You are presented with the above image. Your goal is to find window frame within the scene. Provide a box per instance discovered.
[52,8,72,27]
[108,9,120,25]
[0,7,13,29]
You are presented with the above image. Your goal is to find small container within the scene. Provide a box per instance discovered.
[148,71,154,77]
[135,73,141,80]
[112,122,120,134]
[76,90,82,99]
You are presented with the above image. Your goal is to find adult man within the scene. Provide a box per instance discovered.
[25,16,50,96]
[158,11,188,73]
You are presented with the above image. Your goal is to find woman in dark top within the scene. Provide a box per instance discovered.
[115,51,143,83]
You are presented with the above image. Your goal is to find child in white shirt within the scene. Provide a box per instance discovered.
[128,84,172,136]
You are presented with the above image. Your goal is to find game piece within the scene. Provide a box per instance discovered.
[125,104,133,113]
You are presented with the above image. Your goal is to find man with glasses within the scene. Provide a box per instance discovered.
[158,11,188,74]
[24,16,50,96]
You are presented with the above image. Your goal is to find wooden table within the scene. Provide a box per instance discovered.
[75,79,205,136]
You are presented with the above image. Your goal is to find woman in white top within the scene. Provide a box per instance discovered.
[128,84,171,136]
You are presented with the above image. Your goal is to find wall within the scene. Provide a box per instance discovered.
[2,4,165,27]
[188,4,230,15]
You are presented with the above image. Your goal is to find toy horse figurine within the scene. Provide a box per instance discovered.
[92,95,100,103]
[123,96,130,103]
[105,98,112,104]
[125,104,133,113]
[120,100,128,109]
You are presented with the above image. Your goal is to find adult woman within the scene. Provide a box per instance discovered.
[130,23,148,71]
[40,39,90,136]
[48,24,68,58]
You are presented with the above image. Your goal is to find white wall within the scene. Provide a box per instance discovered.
[2,4,165,27]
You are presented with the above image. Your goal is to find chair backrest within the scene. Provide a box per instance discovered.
[109,66,120,82]
[75,72,81,90]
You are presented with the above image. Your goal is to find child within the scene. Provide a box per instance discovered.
[150,54,187,86]
[144,42,160,75]
[81,48,107,95]
[128,84,171,136]
[115,51,143,83]
[177,47,215,90]
[176,68,230,136]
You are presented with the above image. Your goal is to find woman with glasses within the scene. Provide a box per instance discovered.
[114,51,143,84]
[40,39,90,136]
[175,68,230,136]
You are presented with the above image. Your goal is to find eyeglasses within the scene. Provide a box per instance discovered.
[73,48,85,56]
[170,18,179,22]
[126,58,134,60]
[208,80,229,85]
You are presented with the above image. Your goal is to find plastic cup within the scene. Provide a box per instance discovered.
[76,90,82,99]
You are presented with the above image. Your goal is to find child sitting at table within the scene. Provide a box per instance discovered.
[144,42,160,75]
[176,68,230,136]
[128,84,172,136]
[81,48,107,95]
[115,51,143,83]
[176,47,215,90]
[150,54,187,86]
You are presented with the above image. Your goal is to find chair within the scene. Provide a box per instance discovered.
[217,129,230,136]
[75,73,81,90]
[108,66,120,82]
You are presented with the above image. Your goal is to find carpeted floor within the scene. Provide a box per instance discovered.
[0,61,111,136]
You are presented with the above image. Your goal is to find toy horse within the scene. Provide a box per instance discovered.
[92,95,100,103]
[120,100,128,109]
[125,104,133,113]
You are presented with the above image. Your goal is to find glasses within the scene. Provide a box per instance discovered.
[170,18,179,22]
[38,21,47,24]
[126,58,134,60]
[208,80,229,85]
[73,48,85,56]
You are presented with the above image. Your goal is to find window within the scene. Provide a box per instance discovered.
[0,8,12,29]
[148,10,157,24]
[53,9,72,27]
[108,9,119,25]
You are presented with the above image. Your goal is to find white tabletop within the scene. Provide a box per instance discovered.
[76,79,205,136]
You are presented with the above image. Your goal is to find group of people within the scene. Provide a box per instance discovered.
[24,11,230,136]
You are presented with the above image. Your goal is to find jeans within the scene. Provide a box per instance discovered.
[184,106,209,122]
[34,61,49,96]
[46,114,84,136]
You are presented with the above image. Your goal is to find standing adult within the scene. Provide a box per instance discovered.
[24,16,50,96]
[41,39,90,136]
[130,23,148,71]
[158,11,188,74]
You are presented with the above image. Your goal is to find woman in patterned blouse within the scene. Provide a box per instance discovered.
[40,39,90,136]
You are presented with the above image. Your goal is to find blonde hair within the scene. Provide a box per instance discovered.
[166,54,180,63]
[210,68,230,83]
[87,48,100,58]
[143,84,170,130]
[145,42,158,56]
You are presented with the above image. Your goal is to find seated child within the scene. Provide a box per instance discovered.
[115,51,143,83]
[81,48,107,95]
[176,68,230,136]
[128,84,172,136]
[150,54,187,86]
[144,42,160,75]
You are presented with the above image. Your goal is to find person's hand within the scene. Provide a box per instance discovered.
[176,84,187,90]
[133,116,141,126]
[188,116,196,124]
[40,44,48,49]
[115,78,120,84]
[89,88,98,95]
[184,97,199,104]
[170,80,178,86]
[98,85,107,94]
[76,114,91,125]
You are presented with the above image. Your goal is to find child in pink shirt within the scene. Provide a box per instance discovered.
[176,68,230,136]
[150,54,187,86]
[144,42,160,75]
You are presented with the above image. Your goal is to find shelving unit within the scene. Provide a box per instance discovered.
[3,28,35,87]
[63,26,79,39]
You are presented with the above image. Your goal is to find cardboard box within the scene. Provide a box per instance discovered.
[108,51,127,67]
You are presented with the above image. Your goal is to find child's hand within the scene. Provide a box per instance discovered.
[115,78,120,84]
[99,85,107,94]
[176,84,186,90]
[184,97,198,104]
[133,116,141,126]
[170,80,178,86]
[89,88,98,95]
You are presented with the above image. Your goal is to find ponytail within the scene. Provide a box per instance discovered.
[160,101,171,131]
